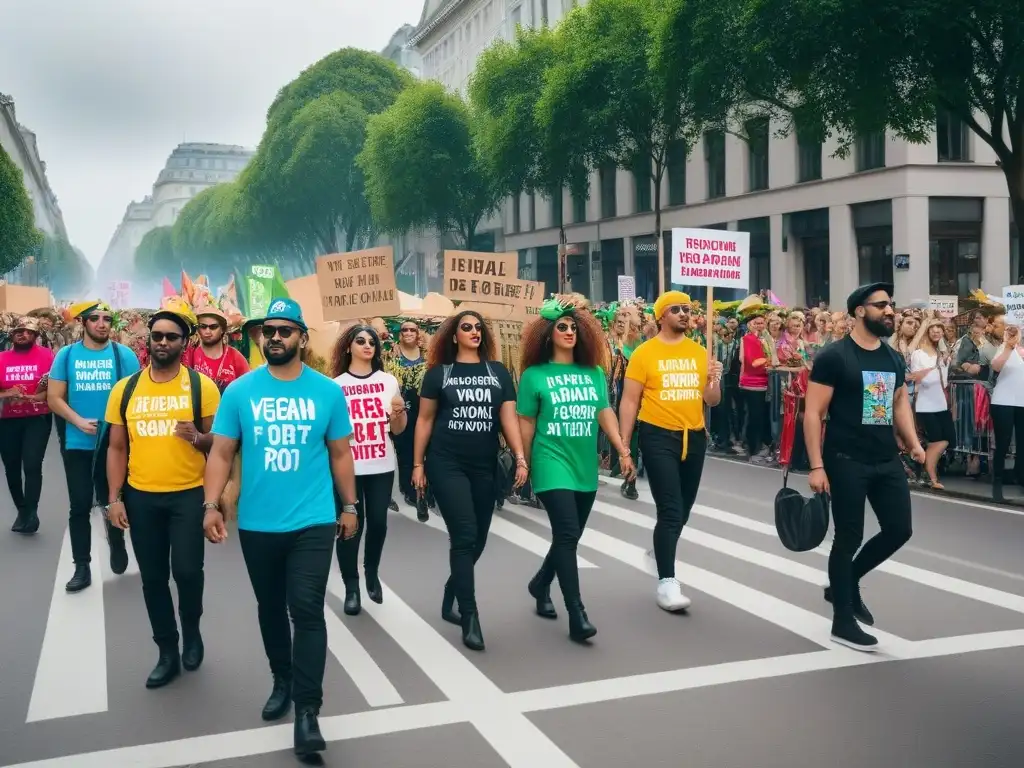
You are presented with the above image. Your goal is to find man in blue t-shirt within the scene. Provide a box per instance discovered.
[48,300,140,593]
[201,298,356,760]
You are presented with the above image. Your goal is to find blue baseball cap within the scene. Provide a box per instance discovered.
[260,297,307,331]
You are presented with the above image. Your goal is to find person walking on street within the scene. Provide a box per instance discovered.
[202,298,358,760]
[104,302,220,688]
[617,291,723,612]
[804,282,924,652]
[388,320,429,519]
[184,306,250,392]
[48,300,140,591]
[0,316,54,535]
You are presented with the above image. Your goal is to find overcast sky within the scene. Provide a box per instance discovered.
[0,0,425,266]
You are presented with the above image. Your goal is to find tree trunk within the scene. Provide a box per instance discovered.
[653,160,665,296]
[1003,157,1024,284]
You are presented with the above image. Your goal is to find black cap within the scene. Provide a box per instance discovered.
[148,310,193,338]
[846,282,895,315]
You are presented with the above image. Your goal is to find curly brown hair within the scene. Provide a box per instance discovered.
[520,309,608,372]
[330,324,383,378]
[426,311,498,368]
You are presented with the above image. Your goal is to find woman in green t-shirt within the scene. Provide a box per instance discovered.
[517,298,636,643]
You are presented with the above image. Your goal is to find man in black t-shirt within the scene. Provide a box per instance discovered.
[804,282,925,652]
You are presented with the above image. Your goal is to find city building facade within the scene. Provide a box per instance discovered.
[409,0,1018,307]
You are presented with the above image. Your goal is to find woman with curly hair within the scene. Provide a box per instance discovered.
[412,310,528,651]
[517,299,635,642]
[331,325,407,615]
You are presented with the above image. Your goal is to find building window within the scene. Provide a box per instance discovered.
[855,132,886,171]
[512,196,521,233]
[550,187,563,227]
[666,139,686,206]
[528,193,536,230]
[572,187,587,223]
[936,109,970,162]
[633,157,651,213]
[510,5,521,30]
[599,162,617,219]
[797,130,822,182]
[704,130,725,199]
[538,0,548,26]
[930,238,981,295]
[746,118,769,191]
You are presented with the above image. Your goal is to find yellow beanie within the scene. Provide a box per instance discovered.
[653,290,692,320]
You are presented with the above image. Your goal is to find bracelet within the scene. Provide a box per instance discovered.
[192,433,199,446]
[342,504,358,515]
[413,463,424,468]
[810,466,823,471]
[203,501,220,510]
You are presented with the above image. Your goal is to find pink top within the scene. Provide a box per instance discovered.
[0,344,55,418]
[739,333,769,390]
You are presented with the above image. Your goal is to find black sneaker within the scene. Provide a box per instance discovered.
[416,496,429,522]
[620,480,639,501]
[109,536,129,576]
[823,585,875,626]
[830,618,878,652]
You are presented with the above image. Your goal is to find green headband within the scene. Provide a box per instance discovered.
[540,298,575,321]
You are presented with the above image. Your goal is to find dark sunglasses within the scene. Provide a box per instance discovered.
[400,326,418,333]
[262,324,297,340]
[353,336,376,347]
[666,305,691,315]
[555,321,577,333]
[150,331,183,343]
[86,314,113,324]
[460,322,483,333]
[198,322,221,331]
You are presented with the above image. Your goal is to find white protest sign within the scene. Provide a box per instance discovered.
[928,295,958,319]
[617,275,635,301]
[1002,285,1024,326]
[670,228,750,290]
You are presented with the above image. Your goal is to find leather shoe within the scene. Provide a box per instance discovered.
[343,579,361,615]
[182,628,204,671]
[11,507,26,533]
[65,564,92,593]
[441,581,460,625]
[108,533,129,575]
[145,649,181,689]
[528,572,557,619]
[261,675,292,721]
[294,706,327,757]
[567,602,597,642]
[19,511,39,535]
[365,571,383,604]
[461,611,485,651]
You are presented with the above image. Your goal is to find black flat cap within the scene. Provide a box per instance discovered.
[846,282,895,315]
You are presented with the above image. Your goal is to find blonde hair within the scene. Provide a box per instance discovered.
[910,316,946,356]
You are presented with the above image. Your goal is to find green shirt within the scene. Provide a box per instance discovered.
[516,362,609,494]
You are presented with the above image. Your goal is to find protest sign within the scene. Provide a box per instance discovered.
[617,275,636,301]
[1002,285,1024,326]
[316,247,401,322]
[670,228,750,290]
[444,251,521,303]
[928,295,958,319]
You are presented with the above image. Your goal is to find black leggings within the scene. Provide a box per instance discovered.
[0,413,52,514]
[336,471,394,582]
[742,388,770,455]
[991,404,1024,485]
[427,455,495,614]
[535,489,596,606]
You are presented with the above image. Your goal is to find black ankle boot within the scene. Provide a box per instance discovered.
[11,506,26,533]
[365,571,383,604]
[19,510,39,535]
[567,602,597,642]
[294,706,327,757]
[65,564,92,593]
[441,581,460,625]
[461,611,485,651]
[182,627,204,671]
[343,578,361,615]
[528,573,557,619]
[108,533,129,575]
[145,648,181,689]
[261,674,292,721]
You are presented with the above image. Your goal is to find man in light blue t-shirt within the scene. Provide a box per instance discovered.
[201,298,357,760]
[48,300,141,593]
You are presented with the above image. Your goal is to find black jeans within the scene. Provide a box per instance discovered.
[393,419,415,498]
[124,485,205,650]
[427,455,495,614]
[0,413,52,514]
[823,453,913,620]
[239,524,335,710]
[638,423,707,579]
[336,471,394,582]
[535,489,597,606]
[741,388,770,455]
[62,449,125,564]
[991,404,1024,485]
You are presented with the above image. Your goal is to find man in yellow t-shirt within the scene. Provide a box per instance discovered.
[104,304,221,690]
[619,290,723,612]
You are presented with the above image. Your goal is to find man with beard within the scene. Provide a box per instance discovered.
[48,301,140,591]
[104,303,220,688]
[184,306,249,392]
[202,298,357,760]
[804,282,925,652]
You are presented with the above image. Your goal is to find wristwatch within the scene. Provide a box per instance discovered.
[342,504,358,515]
[203,501,221,511]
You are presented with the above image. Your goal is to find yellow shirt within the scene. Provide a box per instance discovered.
[625,336,708,432]
[105,366,221,493]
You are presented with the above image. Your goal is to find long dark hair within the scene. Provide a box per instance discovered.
[426,311,498,369]
[520,309,608,372]
[331,324,383,377]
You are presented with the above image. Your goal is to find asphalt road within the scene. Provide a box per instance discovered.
[3,441,1024,768]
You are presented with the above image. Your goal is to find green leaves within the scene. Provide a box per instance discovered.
[134,226,176,281]
[39,234,93,299]
[0,145,42,276]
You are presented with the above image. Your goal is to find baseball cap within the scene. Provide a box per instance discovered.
[260,298,307,331]
[13,316,40,333]
[846,282,895,315]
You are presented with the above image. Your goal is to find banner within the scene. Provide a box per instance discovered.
[928,295,958,318]
[617,275,636,301]
[1002,285,1024,327]
[316,246,401,322]
[443,250,520,303]
[670,228,750,290]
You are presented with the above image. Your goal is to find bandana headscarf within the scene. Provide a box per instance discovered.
[652,290,692,320]
[539,298,575,321]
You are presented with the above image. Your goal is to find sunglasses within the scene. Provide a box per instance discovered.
[198,322,221,331]
[353,336,376,347]
[555,321,577,333]
[400,327,418,334]
[261,324,297,340]
[665,305,691,315]
[460,322,483,333]
[150,331,183,343]
[86,314,113,324]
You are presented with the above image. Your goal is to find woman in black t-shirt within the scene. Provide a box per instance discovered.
[412,311,528,651]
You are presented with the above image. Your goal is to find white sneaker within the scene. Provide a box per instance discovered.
[656,578,691,612]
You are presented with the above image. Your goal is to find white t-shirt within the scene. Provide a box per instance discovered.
[991,346,1024,408]
[910,349,949,413]
[334,370,401,476]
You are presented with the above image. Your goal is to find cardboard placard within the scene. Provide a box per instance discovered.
[617,275,636,301]
[1002,285,1024,327]
[458,301,516,320]
[928,295,958,319]
[316,247,401,322]
[444,250,520,303]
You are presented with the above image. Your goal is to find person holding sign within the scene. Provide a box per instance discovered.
[517,298,635,643]
[989,321,1024,502]
[411,310,528,651]
[618,291,723,612]
[331,325,407,614]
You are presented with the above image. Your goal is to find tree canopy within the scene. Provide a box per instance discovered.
[39,234,93,299]
[0,145,42,276]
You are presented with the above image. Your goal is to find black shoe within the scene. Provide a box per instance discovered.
[620,481,639,501]
[145,649,181,689]
[294,706,327,757]
[261,675,292,721]
[19,511,39,535]
[527,573,557,619]
[343,579,361,616]
[461,611,485,651]
[416,496,429,522]
[441,582,460,625]
[823,585,875,627]
[365,571,383,604]
[182,628,204,671]
[388,498,399,512]
[830,618,878,652]
[65,564,92,593]
[567,602,597,643]
[109,534,129,576]
[11,506,26,533]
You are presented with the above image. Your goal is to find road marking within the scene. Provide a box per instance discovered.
[900,545,1024,583]
[26,516,108,723]
[335,576,580,767]
[504,506,912,655]
[394,505,598,568]
[324,569,404,708]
